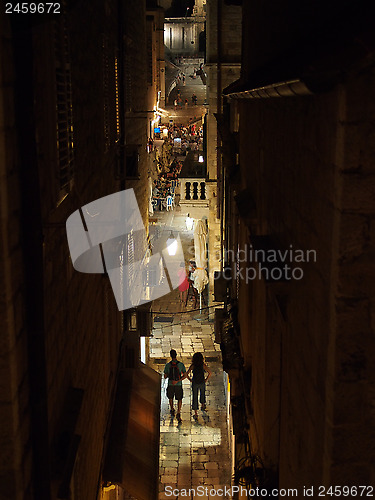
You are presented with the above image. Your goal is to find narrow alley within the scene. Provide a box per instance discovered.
[148,209,232,499]
[2,1,375,499]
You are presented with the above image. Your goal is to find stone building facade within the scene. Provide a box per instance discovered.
[205,0,242,305]
[164,17,205,57]
[0,0,159,499]
[146,0,166,127]
[219,0,375,492]
[164,0,206,58]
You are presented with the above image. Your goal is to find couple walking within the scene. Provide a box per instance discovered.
[164,349,211,423]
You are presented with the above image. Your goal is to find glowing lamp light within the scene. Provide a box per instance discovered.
[103,483,116,492]
[166,233,178,256]
[185,214,194,231]
[198,155,204,163]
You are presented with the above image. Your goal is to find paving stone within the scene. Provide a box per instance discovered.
[191,476,207,483]
[205,462,219,469]
[192,454,209,462]
[177,474,192,484]
[164,467,178,475]
[161,475,178,483]
[192,468,208,476]
[161,460,179,468]
[162,454,179,461]
[208,477,221,484]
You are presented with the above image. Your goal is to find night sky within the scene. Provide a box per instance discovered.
[165,0,196,17]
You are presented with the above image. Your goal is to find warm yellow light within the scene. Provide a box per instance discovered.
[114,57,120,140]
[103,483,116,492]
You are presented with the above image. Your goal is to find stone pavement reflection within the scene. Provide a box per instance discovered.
[148,210,232,500]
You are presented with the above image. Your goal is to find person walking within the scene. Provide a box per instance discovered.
[164,349,186,423]
[178,262,189,305]
[184,352,211,420]
[188,260,198,308]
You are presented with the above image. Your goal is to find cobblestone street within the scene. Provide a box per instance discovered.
[148,210,232,500]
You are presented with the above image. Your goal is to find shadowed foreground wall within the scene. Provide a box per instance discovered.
[223,0,375,491]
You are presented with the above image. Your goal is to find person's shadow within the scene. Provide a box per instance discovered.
[168,416,175,428]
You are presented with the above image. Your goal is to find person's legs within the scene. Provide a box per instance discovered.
[166,386,175,415]
[193,288,198,308]
[169,399,175,414]
[192,383,199,418]
[175,385,183,422]
[199,383,206,409]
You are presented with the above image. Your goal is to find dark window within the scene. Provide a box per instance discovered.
[125,145,140,179]
[124,52,132,111]
[146,18,153,85]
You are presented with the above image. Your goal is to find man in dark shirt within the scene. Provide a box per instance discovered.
[163,349,186,423]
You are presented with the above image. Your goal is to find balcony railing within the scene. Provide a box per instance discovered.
[179,178,207,204]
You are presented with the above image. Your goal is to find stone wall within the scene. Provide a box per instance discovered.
[233,62,375,490]
[0,13,33,500]
[0,0,151,497]
[205,0,242,305]
[164,18,205,56]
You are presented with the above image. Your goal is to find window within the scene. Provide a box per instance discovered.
[54,10,74,198]
[146,17,153,85]
[124,51,132,112]
[125,145,140,179]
